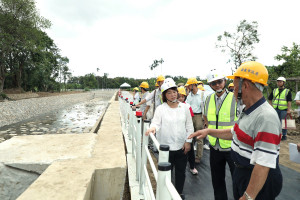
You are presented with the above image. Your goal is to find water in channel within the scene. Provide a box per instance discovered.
[0,96,112,143]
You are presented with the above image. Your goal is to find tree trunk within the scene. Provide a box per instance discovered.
[0,64,5,93]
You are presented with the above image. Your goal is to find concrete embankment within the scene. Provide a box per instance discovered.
[0,93,127,200]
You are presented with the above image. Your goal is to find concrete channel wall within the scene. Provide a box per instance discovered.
[0,93,127,200]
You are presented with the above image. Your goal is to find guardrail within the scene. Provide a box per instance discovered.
[119,92,181,200]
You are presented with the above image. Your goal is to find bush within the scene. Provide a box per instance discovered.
[84,87,90,91]
[0,93,8,100]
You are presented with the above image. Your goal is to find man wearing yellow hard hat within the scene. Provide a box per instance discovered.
[185,77,206,165]
[189,61,282,200]
[135,75,165,113]
[132,87,140,105]
[138,82,151,119]
[228,83,234,92]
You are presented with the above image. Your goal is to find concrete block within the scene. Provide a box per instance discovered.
[0,134,97,165]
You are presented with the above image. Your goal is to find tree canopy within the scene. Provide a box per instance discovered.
[216,20,259,72]
[0,0,70,93]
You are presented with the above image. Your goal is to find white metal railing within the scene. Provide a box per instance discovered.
[119,93,181,200]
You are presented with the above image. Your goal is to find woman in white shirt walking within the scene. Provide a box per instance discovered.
[146,78,194,197]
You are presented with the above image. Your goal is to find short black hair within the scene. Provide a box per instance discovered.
[162,87,177,103]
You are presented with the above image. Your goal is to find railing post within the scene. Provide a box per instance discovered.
[139,119,150,195]
[125,98,129,130]
[157,162,172,200]
[128,106,136,140]
[159,145,170,163]
[135,111,143,181]
[132,111,137,158]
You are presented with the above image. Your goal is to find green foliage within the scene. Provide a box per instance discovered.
[0,92,8,99]
[274,43,300,78]
[216,20,259,72]
[266,42,300,93]
[0,0,71,93]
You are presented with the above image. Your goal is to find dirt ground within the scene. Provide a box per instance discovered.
[279,133,300,173]
[2,89,84,101]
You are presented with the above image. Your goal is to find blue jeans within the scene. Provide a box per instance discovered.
[275,109,287,136]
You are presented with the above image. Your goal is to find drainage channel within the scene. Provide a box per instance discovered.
[0,96,111,143]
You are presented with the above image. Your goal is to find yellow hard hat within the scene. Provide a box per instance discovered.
[133,87,139,91]
[227,61,268,86]
[186,77,198,86]
[155,82,159,87]
[157,75,165,82]
[139,82,149,89]
[228,83,234,88]
[177,86,186,96]
[197,85,205,91]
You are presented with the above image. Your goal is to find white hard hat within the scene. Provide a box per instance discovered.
[277,77,286,82]
[161,78,177,93]
[206,69,226,83]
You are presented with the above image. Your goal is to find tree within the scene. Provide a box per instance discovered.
[0,0,51,92]
[149,58,164,71]
[274,42,300,78]
[216,20,259,72]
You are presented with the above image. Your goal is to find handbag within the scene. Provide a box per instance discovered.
[282,114,296,130]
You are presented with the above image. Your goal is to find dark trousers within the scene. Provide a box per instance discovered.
[188,138,196,169]
[233,166,282,200]
[210,147,235,200]
[169,149,188,194]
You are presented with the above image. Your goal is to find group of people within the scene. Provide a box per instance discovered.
[127,61,299,200]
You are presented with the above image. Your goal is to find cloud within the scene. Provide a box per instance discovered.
[36,0,300,79]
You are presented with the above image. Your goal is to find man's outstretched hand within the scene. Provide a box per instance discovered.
[188,129,209,140]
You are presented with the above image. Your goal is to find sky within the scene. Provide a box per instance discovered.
[36,0,300,80]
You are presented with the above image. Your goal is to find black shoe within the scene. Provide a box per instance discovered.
[180,194,185,200]
[281,135,287,141]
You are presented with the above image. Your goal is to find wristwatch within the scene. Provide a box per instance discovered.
[244,192,253,200]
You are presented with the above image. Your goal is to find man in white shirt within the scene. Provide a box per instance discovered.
[186,77,205,163]
[132,87,140,105]
[134,75,165,112]
[295,91,300,118]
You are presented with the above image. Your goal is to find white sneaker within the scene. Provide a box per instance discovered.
[203,144,210,150]
[190,168,198,175]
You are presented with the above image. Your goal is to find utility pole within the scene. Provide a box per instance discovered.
[96,68,100,89]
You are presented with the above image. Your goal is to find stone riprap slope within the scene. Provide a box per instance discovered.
[0,91,114,128]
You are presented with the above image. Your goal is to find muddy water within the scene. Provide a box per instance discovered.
[0,96,112,143]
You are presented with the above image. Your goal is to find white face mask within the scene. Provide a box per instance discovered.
[216,89,223,93]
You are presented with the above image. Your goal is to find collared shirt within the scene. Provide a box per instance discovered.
[294,91,300,115]
[215,90,228,115]
[140,91,150,113]
[133,92,140,105]
[207,90,232,151]
[231,97,281,169]
[150,102,194,151]
[186,89,205,114]
[145,88,162,110]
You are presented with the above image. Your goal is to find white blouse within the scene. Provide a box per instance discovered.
[150,102,194,151]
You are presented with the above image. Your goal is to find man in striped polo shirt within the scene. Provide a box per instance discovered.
[189,61,282,200]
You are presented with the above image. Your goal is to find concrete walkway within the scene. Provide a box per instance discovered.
[182,149,300,200]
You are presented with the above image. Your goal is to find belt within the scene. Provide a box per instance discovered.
[234,162,253,169]
[194,113,202,115]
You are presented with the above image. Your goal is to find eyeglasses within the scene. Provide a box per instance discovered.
[210,79,224,86]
